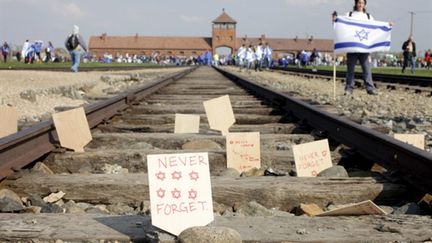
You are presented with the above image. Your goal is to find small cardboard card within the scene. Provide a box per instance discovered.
[317,200,387,216]
[293,139,332,177]
[226,132,261,172]
[203,95,235,136]
[394,134,425,150]
[0,105,18,138]
[52,107,92,152]
[174,114,200,134]
[147,152,214,236]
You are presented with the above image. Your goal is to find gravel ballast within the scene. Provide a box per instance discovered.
[224,66,432,152]
[0,67,187,123]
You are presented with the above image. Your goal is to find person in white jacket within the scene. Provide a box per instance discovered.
[237,44,247,69]
[255,43,264,71]
[245,45,256,71]
[21,40,30,62]
[263,43,273,69]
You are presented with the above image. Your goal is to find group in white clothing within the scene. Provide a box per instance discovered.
[236,42,273,71]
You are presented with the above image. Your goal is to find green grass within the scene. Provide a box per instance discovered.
[0,61,172,70]
[289,65,432,77]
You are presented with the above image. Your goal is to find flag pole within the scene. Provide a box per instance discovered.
[332,11,337,101]
[333,52,336,100]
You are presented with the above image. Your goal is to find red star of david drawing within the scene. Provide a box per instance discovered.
[156,188,166,198]
[188,189,198,200]
[322,150,328,157]
[189,171,199,181]
[171,171,182,180]
[155,171,166,181]
[171,188,181,199]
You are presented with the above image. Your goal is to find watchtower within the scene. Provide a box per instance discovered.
[212,9,237,55]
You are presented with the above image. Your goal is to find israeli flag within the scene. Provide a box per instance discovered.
[334,16,392,54]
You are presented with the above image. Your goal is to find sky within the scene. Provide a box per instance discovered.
[0,0,431,53]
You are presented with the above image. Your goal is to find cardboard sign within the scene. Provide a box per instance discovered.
[174,114,200,134]
[0,106,18,138]
[226,132,261,172]
[394,134,425,150]
[317,200,387,216]
[52,107,92,152]
[203,95,235,136]
[293,139,332,177]
[147,152,214,236]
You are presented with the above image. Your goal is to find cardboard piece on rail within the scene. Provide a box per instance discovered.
[292,139,332,177]
[147,152,214,236]
[174,114,200,134]
[394,134,425,150]
[52,107,92,152]
[203,95,235,136]
[317,200,387,216]
[0,105,18,138]
[226,132,261,173]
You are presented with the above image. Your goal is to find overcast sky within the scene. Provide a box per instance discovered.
[0,0,431,53]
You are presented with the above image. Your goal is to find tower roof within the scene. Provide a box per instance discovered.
[212,9,237,24]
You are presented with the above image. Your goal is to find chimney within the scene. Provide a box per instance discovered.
[309,35,314,42]
[243,34,248,41]
[294,35,298,42]
[101,33,107,40]
[260,34,266,42]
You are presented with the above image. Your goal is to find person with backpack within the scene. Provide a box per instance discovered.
[1,42,10,63]
[332,0,392,96]
[65,25,87,72]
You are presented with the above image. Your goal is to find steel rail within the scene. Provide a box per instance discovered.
[215,66,432,194]
[273,67,432,87]
[0,67,197,180]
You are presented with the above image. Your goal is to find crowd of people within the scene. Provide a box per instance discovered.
[2,35,431,72]
[234,43,273,71]
[1,23,430,75]
[1,40,58,63]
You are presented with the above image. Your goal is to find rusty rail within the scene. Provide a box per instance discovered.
[0,67,197,180]
[272,66,432,88]
[215,66,432,194]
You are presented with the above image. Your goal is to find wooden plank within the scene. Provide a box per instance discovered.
[44,150,296,174]
[96,123,297,134]
[114,114,283,125]
[3,174,406,211]
[129,105,277,115]
[88,133,314,151]
[0,214,430,242]
[144,99,265,107]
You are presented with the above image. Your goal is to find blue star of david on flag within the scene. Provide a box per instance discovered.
[354,29,370,41]
[334,16,392,53]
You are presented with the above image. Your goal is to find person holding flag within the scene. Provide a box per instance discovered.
[333,0,393,96]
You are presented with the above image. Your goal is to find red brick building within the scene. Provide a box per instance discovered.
[89,10,333,58]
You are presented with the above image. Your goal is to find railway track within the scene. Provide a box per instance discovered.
[272,66,432,94]
[0,66,431,242]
